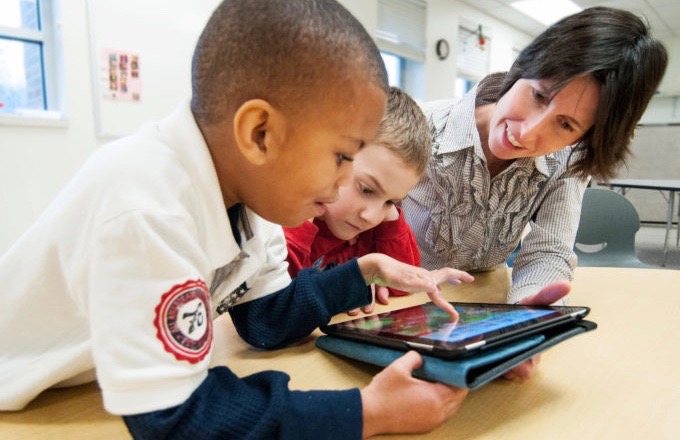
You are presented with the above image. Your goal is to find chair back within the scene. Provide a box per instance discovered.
[574,187,648,268]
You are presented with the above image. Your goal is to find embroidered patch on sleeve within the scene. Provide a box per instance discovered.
[154,279,213,364]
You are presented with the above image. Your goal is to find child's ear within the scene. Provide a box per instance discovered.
[233,99,280,165]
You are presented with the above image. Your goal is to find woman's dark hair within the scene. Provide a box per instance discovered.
[499,6,668,180]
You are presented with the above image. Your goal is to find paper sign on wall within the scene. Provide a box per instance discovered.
[100,49,142,101]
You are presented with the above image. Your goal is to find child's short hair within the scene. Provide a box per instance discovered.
[373,87,431,176]
[190,0,388,125]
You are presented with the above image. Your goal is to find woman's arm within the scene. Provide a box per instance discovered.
[507,175,588,304]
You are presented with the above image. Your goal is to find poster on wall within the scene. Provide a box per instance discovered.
[99,49,142,101]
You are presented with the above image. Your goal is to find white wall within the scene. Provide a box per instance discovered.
[0,0,466,253]
[1,1,98,254]
[0,0,530,254]
[342,0,533,101]
[424,0,532,100]
[1,0,674,254]
[0,0,219,253]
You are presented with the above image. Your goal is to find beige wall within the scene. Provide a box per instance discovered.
[595,125,680,223]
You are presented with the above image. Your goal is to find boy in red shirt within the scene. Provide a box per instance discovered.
[284,87,433,312]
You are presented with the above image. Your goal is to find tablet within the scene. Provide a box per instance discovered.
[320,301,590,359]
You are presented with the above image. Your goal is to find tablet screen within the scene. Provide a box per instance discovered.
[324,302,588,350]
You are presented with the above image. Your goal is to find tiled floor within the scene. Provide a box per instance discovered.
[635,224,680,269]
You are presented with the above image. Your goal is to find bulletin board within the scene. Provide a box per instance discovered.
[86,0,220,138]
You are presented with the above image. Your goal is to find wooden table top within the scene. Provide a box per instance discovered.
[2,267,678,439]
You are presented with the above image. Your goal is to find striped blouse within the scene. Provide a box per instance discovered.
[402,83,588,304]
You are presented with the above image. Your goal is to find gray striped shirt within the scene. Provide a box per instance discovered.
[402,85,588,303]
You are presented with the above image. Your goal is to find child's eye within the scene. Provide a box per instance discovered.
[336,153,353,167]
[359,183,374,195]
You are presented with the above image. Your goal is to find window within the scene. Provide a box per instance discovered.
[454,24,490,99]
[0,0,59,118]
[376,0,426,101]
[456,25,489,79]
[454,77,475,99]
[376,0,426,62]
[381,52,402,87]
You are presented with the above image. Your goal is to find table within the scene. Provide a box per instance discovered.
[2,267,679,439]
[599,178,680,266]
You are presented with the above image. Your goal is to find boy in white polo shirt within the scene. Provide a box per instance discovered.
[0,0,475,438]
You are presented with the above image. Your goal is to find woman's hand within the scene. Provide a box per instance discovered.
[503,280,571,381]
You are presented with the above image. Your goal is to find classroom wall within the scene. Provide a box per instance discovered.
[1,0,99,255]
[424,0,532,101]
[0,0,530,254]
[0,0,220,254]
[341,0,533,101]
[640,36,680,124]
[0,0,677,254]
[627,36,680,223]
[594,125,680,223]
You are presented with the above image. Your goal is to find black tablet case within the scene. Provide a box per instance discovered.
[316,320,597,390]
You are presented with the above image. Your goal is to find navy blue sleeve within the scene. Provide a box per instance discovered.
[123,366,363,439]
[229,258,371,349]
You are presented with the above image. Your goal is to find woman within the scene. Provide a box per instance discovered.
[402,7,667,377]
[402,7,667,379]
[402,7,667,303]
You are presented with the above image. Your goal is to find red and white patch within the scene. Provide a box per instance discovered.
[154,279,213,364]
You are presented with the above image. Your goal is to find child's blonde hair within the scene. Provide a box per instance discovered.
[373,87,431,176]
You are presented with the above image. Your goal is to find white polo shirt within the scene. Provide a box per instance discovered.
[0,102,291,413]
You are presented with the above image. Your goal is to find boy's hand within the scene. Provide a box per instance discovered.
[384,205,399,222]
[360,351,468,437]
[347,285,390,316]
[357,253,474,317]
[503,280,571,381]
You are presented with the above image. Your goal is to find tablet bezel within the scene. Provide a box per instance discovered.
[320,301,590,359]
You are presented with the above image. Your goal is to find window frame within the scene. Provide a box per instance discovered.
[456,24,490,82]
[0,0,66,127]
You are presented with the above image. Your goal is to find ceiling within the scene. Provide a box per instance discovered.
[458,0,680,40]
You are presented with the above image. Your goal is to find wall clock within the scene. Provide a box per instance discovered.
[436,38,449,60]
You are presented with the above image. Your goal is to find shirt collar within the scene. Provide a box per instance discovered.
[423,86,479,157]
[156,101,241,267]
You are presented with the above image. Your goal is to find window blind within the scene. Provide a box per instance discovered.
[456,25,489,80]
[376,0,426,62]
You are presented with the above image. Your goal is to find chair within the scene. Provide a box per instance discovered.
[574,187,650,268]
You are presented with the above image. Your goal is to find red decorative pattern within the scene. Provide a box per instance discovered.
[154,279,212,363]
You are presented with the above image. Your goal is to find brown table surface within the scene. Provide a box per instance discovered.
[2,267,679,439]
